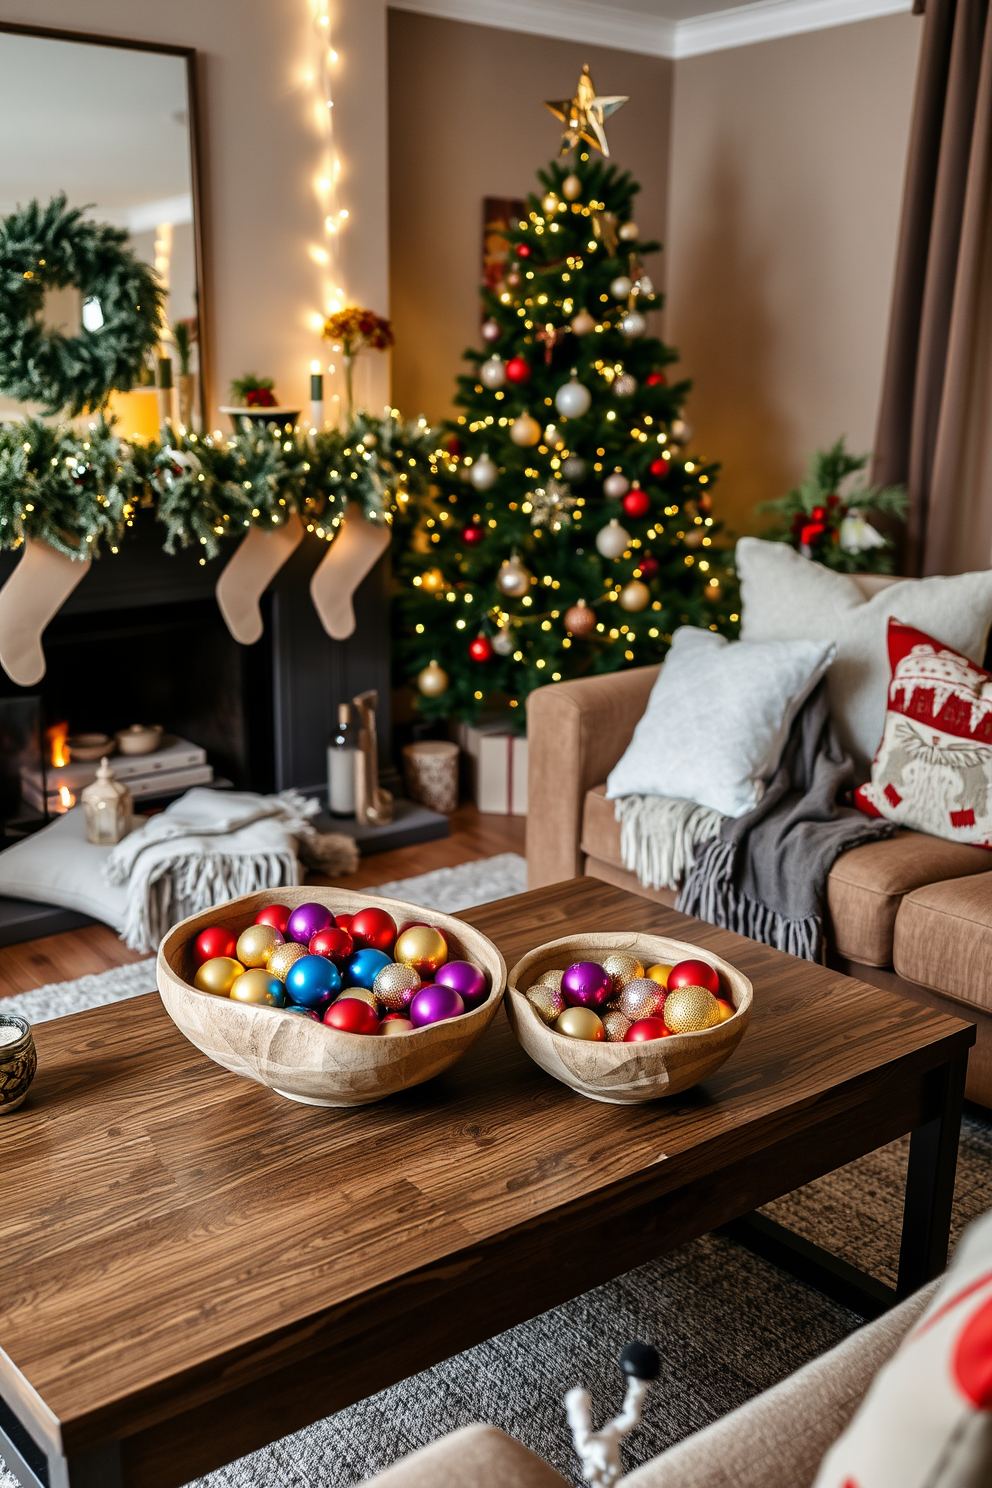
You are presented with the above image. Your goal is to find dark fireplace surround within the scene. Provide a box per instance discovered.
[0,512,391,804]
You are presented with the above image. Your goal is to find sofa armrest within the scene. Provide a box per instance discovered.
[526,666,659,889]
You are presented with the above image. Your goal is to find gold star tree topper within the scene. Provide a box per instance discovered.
[545,65,628,157]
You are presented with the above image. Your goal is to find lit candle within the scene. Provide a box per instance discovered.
[57,785,74,812]
[310,360,324,432]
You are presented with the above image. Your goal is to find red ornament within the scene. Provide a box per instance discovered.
[649,455,670,477]
[469,634,494,662]
[624,1017,671,1042]
[446,435,462,456]
[646,371,667,386]
[667,958,720,996]
[622,487,651,519]
[310,926,354,961]
[349,906,397,954]
[336,913,353,933]
[462,523,485,545]
[505,356,531,385]
[192,925,238,967]
[516,244,531,258]
[800,521,826,547]
[255,903,293,935]
[323,997,380,1035]
[637,555,659,579]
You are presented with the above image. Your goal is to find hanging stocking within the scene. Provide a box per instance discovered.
[310,503,391,640]
[215,513,305,645]
[0,538,91,686]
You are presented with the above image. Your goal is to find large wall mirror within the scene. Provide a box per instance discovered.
[0,22,206,431]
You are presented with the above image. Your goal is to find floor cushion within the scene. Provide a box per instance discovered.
[894,870,992,1014]
[0,806,128,930]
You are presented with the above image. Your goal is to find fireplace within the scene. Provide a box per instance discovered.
[0,512,392,839]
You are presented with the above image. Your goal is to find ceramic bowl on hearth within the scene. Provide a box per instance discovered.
[505,932,752,1105]
[157,887,506,1108]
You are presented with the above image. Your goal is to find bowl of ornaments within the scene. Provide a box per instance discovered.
[157,887,506,1107]
[505,932,752,1104]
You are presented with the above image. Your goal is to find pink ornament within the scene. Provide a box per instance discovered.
[561,961,611,1011]
[409,984,465,1027]
[435,960,488,1008]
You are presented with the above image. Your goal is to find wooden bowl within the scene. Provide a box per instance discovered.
[505,932,751,1105]
[157,887,506,1107]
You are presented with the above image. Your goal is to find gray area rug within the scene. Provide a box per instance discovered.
[2,850,990,1488]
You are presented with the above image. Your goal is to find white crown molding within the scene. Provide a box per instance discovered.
[388,0,914,60]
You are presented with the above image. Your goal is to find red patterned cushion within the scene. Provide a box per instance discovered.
[855,620,992,847]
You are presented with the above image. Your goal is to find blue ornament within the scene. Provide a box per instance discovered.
[344,948,392,989]
[285,953,341,1010]
[284,1004,321,1020]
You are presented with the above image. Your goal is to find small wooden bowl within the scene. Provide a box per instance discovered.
[157,887,506,1108]
[506,932,752,1105]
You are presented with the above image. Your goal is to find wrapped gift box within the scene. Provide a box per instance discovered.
[453,719,527,816]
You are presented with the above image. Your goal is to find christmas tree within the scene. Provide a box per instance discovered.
[394,68,736,723]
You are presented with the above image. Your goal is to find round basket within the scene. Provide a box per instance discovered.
[157,887,506,1108]
[505,931,751,1105]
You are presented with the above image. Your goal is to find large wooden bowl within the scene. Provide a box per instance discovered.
[157,887,506,1107]
[506,931,751,1104]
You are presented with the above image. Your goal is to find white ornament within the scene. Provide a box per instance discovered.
[612,373,637,398]
[596,519,630,559]
[496,554,532,597]
[610,275,633,299]
[839,509,887,553]
[562,456,587,481]
[480,355,506,390]
[555,375,592,418]
[618,221,639,242]
[603,472,630,499]
[481,318,501,343]
[636,274,655,296]
[470,452,499,490]
[493,624,514,655]
[621,311,646,338]
[669,417,692,443]
[510,412,542,447]
[571,308,596,335]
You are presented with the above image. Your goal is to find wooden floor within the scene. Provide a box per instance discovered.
[0,805,526,998]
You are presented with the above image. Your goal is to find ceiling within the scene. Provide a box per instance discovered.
[389,0,914,59]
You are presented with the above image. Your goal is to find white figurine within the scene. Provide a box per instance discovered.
[566,1342,660,1488]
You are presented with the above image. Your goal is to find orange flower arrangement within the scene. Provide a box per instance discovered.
[322,306,393,420]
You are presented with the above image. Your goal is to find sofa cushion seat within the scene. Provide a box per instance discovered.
[894,869,992,1013]
[581,782,624,865]
[826,831,991,968]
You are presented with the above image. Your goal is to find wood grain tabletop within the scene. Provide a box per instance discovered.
[0,879,974,1487]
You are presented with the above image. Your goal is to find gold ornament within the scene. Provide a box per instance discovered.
[591,208,619,256]
[267,942,310,981]
[497,553,533,597]
[646,963,673,987]
[526,982,566,1025]
[537,968,565,990]
[619,221,640,241]
[193,956,244,997]
[542,191,559,214]
[617,977,667,1022]
[236,923,283,969]
[663,984,721,1033]
[420,567,445,593]
[601,952,645,993]
[602,1009,633,1043]
[619,579,651,613]
[562,173,583,201]
[417,659,449,697]
[380,1017,414,1036]
[715,999,736,1023]
[554,1006,605,1041]
[564,599,596,638]
[373,962,421,1010]
[706,578,724,601]
[545,64,628,157]
[510,412,542,447]
[229,968,284,1006]
[339,989,379,1012]
[394,924,448,976]
[571,308,596,335]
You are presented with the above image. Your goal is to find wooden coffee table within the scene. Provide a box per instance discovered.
[0,879,974,1488]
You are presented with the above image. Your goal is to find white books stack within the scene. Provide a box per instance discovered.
[21,737,213,816]
[452,717,528,816]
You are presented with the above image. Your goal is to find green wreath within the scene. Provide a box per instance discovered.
[0,195,164,417]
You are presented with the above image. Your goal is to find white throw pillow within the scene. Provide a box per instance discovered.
[813,1205,992,1487]
[0,807,129,929]
[737,537,992,777]
[605,627,835,817]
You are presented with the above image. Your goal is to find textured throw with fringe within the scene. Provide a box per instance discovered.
[614,795,723,892]
[105,788,358,952]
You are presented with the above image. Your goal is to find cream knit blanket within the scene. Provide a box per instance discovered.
[613,794,723,892]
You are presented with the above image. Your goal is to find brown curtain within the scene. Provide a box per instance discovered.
[873,0,992,575]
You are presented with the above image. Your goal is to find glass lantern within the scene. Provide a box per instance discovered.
[81,757,133,845]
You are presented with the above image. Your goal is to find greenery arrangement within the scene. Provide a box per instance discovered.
[0,195,164,417]
[228,373,278,408]
[0,416,137,558]
[760,439,908,574]
[392,140,735,724]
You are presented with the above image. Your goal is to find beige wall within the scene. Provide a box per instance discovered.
[387,9,674,423]
[0,0,391,425]
[665,13,921,537]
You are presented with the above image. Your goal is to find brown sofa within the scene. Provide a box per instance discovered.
[362,1282,934,1488]
[526,664,992,1107]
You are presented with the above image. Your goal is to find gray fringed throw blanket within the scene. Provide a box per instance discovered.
[675,680,894,961]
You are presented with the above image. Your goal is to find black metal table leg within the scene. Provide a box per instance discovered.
[896,1052,967,1298]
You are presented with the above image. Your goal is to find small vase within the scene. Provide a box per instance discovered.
[178,372,195,430]
[0,1014,36,1114]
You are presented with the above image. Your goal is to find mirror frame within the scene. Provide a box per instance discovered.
[0,18,209,430]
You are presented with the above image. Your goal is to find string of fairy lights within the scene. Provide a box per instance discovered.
[306,0,348,334]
